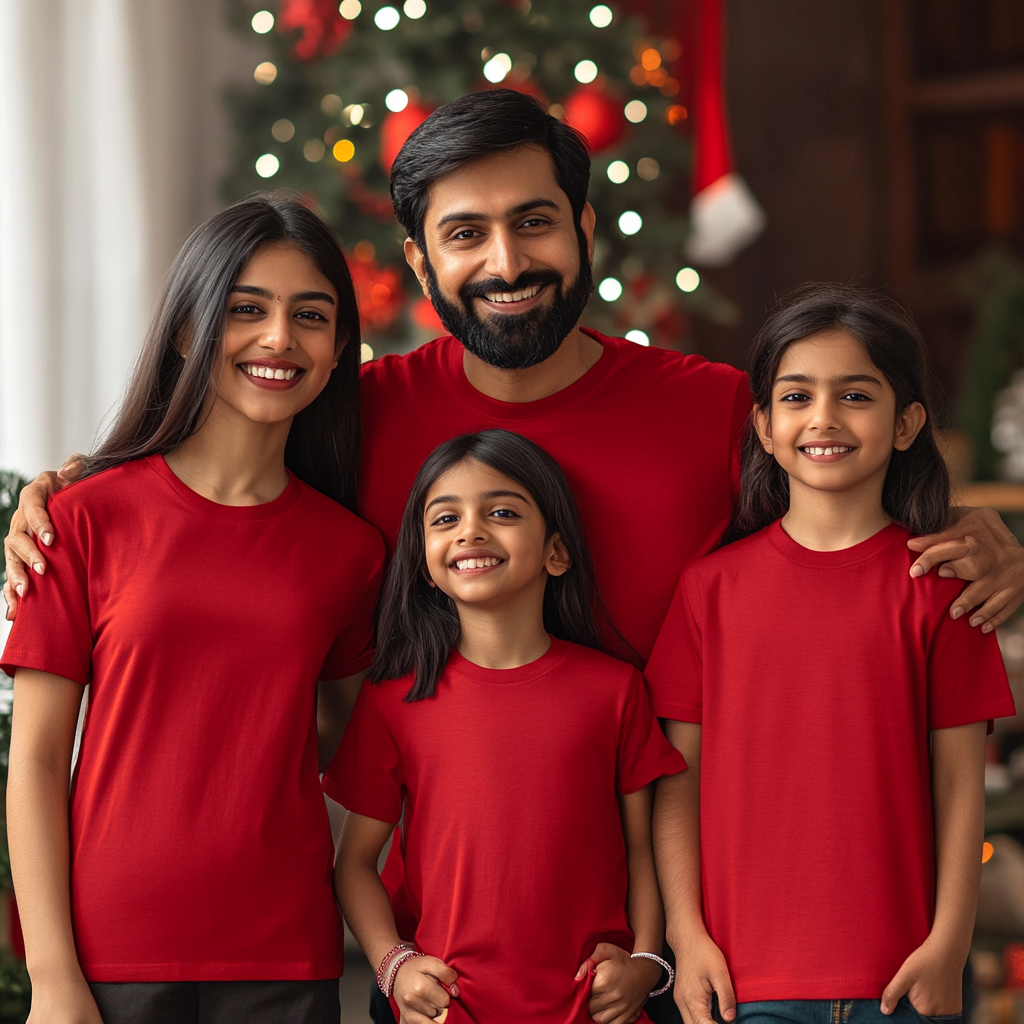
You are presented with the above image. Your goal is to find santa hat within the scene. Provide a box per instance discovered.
[685,0,765,267]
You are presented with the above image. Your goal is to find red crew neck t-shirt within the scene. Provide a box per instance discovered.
[359,330,749,662]
[324,639,686,1024]
[644,521,1015,1000]
[1,455,384,982]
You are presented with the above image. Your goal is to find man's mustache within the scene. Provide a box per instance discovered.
[460,270,563,303]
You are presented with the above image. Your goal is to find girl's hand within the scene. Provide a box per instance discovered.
[670,930,736,1024]
[393,954,460,1024]
[880,937,964,1016]
[577,942,662,1024]
[27,971,104,1024]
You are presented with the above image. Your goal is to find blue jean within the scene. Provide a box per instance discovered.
[729,998,962,1024]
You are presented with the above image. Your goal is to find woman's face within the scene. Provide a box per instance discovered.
[210,242,341,427]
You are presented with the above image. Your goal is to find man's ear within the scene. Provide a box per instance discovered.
[404,237,431,299]
[894,402,927,452]
[545,533,572,578]
[752,404,773,454]
[580,202,596,264]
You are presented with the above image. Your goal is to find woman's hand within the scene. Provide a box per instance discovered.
[26,969,104,1024]
[880,935,964,1016]
[393,954,459,1024]
[578,943,661,1024]
[908,507,1024,631]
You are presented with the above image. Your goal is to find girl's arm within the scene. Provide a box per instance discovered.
[335,811,458,1024]
[881,721,987,1016]
[580,784,664,1024]
[7,669,102,1024]
[317,670,368,772]
[653,721,735,1024]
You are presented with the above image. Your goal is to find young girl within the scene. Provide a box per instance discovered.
[1,195,383,1024]
[325,429,685,1024]
[647,283,1015,1024]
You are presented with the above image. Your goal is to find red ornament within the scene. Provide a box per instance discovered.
[412,297,445,332]
[562,83,627,152]
[379,102,434,173]
[349,256,406,334]
[277,0,352,61]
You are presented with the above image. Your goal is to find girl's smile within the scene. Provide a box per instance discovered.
[238,357,306,390]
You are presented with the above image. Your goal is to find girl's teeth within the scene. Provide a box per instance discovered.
[455,557,500,570]
[243,365,298,380]
[804,446,851,456]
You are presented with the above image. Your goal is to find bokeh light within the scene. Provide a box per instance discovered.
[374,5,400,29]
[255,154,280,178]
[403,0,426,16]
[589,5,613,27]
[251,10,275,33]
[574,60,598,84]
[333,139,356,162]
[321,94,343,115]
[598,277,623,301]
[272,119,295,142]
[483,53,513,83]
[641,48,662,70]
[625,330,650,346]
[303,139,326,162]
[676,267,700,292]
[339,0,362,17]
[624,100,647,123]
[385,89,409,112]
[983,841,995,863]
[637,157,660,181]
[254,62,277,85]
[618,211,642,235]
[360,343,375,363]
[606,160,629,184]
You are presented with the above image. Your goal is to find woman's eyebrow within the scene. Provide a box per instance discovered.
[775,373,882,387]
[231,284,335,305]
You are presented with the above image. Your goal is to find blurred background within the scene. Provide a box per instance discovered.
[2,0,1024,1020]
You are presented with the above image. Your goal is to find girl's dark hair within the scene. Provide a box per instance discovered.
[731,281,950,540]
[81,193,362,510]
[390,89,591,249]
[371,429,635,701]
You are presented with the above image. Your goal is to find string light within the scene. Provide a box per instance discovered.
[589,5,612,27]
[321,94,343,115]
[983,841,994,864]
[618,211,642,235]
[344,104,365,125]
[598,277,623,301]
[637,157,659,181]
[624,100,647,123]
[374,5,400,29]
[483,53,513,83]
[253,62,277,85]
[272,119,295,142]
[255,154,280,178]
[606,160,629,184]
[333,139,356,162]
[641,47,661,70]
[666,105,688,125]
[625,330,649,346]
[360,343,375,362]
[251,10,274,33]
[403,0,427,16]
[339,0,361,17]
[385,89,410,112]
[303,139,326,162]
[676,267,700,292]
[574,60,598,83]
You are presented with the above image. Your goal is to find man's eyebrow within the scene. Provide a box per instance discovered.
[435,198,560,229]
[775,373,883,387]
[425,489,532,512]
[230,285,335,305]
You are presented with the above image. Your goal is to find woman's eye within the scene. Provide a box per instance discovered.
[231,303,262,315]
[296,310,328,322]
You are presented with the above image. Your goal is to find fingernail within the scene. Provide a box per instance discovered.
[983,623,994,633]
[32,562,44,574]
[42,533,52,546]
[16,584,24,597]
[970,615,983,627]
[909,565,923,577]
[450,984,460,997]
[951,607,963,619]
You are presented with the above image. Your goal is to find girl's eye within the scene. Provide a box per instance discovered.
[842,392,870,402]
[779,393,810,403]
[430,513,459,526]
[491,508,519,519]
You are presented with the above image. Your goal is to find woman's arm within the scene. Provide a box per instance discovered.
[881,721,987,1015]
[317,670,368,772]
[7,668,102,1024]
[336,811,458,1024]
[653,721,734,1024]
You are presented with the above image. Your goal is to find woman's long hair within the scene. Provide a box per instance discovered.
[80,193,362,510]
[371,429,636,701]
[730,282,950,540]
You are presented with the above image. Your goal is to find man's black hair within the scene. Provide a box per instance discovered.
[390,89,592,248]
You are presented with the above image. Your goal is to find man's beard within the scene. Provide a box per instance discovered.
[424,242,594,371]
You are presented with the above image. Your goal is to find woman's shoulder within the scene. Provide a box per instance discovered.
[48,458,157,520]
[293,480,385,550]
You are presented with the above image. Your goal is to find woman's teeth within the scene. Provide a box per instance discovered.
[802,445,852,455]
[242,364,298,380]
[484,284,542,304]
[454,557,501,570]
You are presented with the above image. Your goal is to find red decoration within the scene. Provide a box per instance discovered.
[277,0,352,61]
[412,297,445,332]
[1006,943,1024,988]
[379,102,434,172]
[562,83,627,153]
[349,256,406,334]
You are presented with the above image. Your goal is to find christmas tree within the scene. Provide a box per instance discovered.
[224,0,733,355]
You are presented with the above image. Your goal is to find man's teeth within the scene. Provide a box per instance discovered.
[242,364,298,380]
[454,557,501,570]
[803,446,852,456]
[484,284,542,303]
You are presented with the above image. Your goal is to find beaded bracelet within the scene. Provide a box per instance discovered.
[383,948,427,997]
[376,943,413,991]
[631,951,675,997]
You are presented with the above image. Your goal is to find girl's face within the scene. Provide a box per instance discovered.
[209,242,341,427]
[754,328,926,498]
[422,458,569,610]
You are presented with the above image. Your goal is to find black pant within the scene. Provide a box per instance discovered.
[89,979,340,1024]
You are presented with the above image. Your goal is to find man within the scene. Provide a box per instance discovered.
[5,89,1023,1023]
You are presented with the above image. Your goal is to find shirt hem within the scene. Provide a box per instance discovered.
[734,977,893,1001]
[0,652,89,687]
[620,752,687,794]
[930,697,1017,730]
[82,960,343,983]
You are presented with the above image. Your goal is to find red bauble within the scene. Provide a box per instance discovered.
[562,83,627,152]
[412,297,445,332]
[379,102,434,173]
[349,256,406,335]
[277,0,351,61]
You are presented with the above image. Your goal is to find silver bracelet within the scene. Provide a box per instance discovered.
[631,951,674,997]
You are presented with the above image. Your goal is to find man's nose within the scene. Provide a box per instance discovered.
[483,228,531,286]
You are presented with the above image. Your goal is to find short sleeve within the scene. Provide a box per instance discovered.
[644,568,704,722]
[320,539,384,680]
[729,372,753,504]
[0,503,91,685]
[322,680,405,823]
[616,668,686,794]
[928,607,1015,730]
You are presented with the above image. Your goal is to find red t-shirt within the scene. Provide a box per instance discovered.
[1,455,384,982]
[324,639,686,1024]
[644,521,1016,1000]
[359,330,749,662]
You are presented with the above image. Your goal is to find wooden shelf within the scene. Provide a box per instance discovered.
[957,482,1024,511]
[911,68,1024,111]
